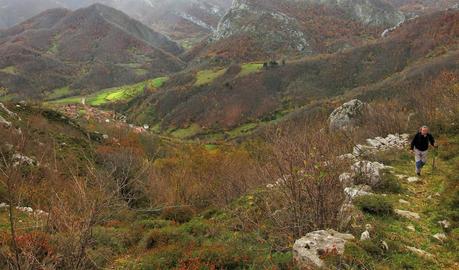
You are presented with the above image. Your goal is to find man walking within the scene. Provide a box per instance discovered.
[410,126,436,176]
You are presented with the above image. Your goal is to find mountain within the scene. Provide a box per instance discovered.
[186,0,405,63]
[0,4,184,99]
[0,0,232,46]
[127,9,458,133]
[385,0,459,16]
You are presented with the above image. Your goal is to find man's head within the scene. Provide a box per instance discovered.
[420,125,429,135]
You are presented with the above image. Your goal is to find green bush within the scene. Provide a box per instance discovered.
[374,171,403,194]
[135,219,173,230]
[160,206,195,223]
[180,219,211,237]
[355,195,394,216]
[141,245,183,269]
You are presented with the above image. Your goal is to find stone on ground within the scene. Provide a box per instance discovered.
[293,229,355,269]
[395,209,420,220]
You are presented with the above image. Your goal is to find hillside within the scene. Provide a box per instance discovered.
[126,9,459,136]
[0,4,184,100]
[185,0,405,62]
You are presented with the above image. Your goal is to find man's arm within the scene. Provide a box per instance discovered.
[410,134,416,150]
[429,134,436,147]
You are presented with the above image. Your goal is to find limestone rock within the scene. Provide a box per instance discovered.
[407,225,416,231]
[395,209,420,220]
[398,199,410,205]
[344,185,373,199]
[12,153,39,167]
[351,160,385,186]
[329,99,365,130]
[432,233,447,242]
[406,246,434,259]
[339,172,353,187]
[438,220,451,230]
[293,229,355,269]
[0,115,11,127]
[360,230,370,241]
[407,176,421,183]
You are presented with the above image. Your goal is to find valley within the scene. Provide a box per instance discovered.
[0,0,458,269]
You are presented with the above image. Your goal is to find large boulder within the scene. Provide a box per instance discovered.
[293,229,355,269]
[351,160,386,186]
[329,99,366,130]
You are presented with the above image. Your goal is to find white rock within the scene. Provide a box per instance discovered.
[293,229,355,269]
[406,246,434,259]
[339,172,353,187]
[329,99,366,131]
[0,202,9,208]
[395,209,420,220]
[438,220,451,230]
[398,199,410,205]
[381,240,389,251]
[351,160,385,186]
[407,177,421,183]
[344,185,373,199]
[433,233,447,242]
[12,153,39,167]
[0,115,11,127]
[407,225,416,231]
[360,230,371,240]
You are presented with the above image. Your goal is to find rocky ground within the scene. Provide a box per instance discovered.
[294,131,459,269]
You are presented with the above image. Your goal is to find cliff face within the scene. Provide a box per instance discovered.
[212,0,312,55]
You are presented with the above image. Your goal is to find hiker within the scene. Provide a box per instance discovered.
[410,126,436,176]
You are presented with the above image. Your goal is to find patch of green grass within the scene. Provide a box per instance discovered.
[194,68,227,86]
[204,144,218,151]
[226,123,258,139]
[0,66,18,75]
[170,124,202,139]
[46,86,72,100]
[49,77,169,106]
[238,63,263,77]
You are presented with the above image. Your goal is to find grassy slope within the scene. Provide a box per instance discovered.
[333,134,459,269]
[194,68,228,86]
[49,77,168,106]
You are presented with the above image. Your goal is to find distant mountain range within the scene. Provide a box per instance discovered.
[0,4,184,98]
[0,0,232,45]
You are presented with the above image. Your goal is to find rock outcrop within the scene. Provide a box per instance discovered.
[293,229,355,269]
[213,0,312,54]
[329,99,366,130]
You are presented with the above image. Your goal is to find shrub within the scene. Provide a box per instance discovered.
[373,171,403,194]
[142,228,187,250]
[135,219,173,230]
[355,195,394,216]
[160,206,195,223]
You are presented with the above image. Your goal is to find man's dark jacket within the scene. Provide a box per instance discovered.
[410,132,435,151]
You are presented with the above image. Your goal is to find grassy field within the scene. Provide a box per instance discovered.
[238,63,264,77]
[45,86,72,100]
[0,66,18,75]
[49,77,168,106]
[170,124,203,139]
[195,68,227,86]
